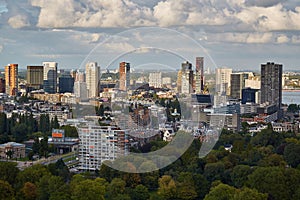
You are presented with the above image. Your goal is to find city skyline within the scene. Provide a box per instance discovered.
[0,1,299,70]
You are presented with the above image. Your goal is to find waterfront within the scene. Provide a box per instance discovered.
[283,91,300,105]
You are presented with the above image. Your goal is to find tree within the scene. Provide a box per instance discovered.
[130,184,150,200]
[204,183,236,200]
[36,175,65,200]
[284,143,300,167]
[0,162,20,185]
[12,123,28,143]
[21,182,37,200]
[234,187,268,200]
[176,172,198,200]
[50,116,60,129]
[287,104,299,113]
[247,167,289,200]
[5,150,14,159]
[106,178,127,199]
[48,159,71,182]
[16,164,50,189]
[231,165,253,188]
[71,178,106,200]
[0,180,15,200]
[157,175,177,200]
[204,162,225,182]
[0,112,7,134]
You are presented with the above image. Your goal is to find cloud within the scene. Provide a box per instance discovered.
[30,0,155,28]
[276,34,290,43]
[7,14,30,28]
[0,44,3,53]
[245,0,287,7]
[207,32,274,44]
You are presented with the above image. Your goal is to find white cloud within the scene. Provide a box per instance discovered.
[7,14,30,28]
[103,42,135,53]
[276,34,290,43]
[30,0,155,28]
[207,32,274,44]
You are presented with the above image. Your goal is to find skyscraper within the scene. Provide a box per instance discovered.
[27,66,43,91]
[149,72,162,88]
[260,62,282,109]
[195,57,204,94]
[181,61,194,94]
[85,62,100,98]
[119,62,130,91]
[5,64,18,96]
[215,68,232,95]
[59,73,74,93]
[43,62,58,94]
[230,73,249,99]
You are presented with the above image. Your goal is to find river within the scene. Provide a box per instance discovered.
[282,91,300,105]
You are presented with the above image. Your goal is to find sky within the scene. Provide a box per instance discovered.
[0,0,300,71]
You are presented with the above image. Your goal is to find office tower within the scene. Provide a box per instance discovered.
[75,70,85,82]
[149,72,162,88]
[195,57,204,93]
[27,66,44,91]
[43,62,58,94]
[59,74,74,93]
[85,62,100,98]
[215,68,232,95]
[78,123,128,171]
[5,64,18,96]
[230,73,249,99]
[242,88,259,104]
[260,62,283,109]
[74,81,88,101]
[181,61,194,94]
[119,62,130,91]
[0,78,5,93]
[70,69,77,79]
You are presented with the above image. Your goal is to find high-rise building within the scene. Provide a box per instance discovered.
[43,62,58,94]
[59,74,74,93]
[5,64,18,96]
[78,123,129,171]
[242,88,259,104]
[27,66,44,91]
[149,72,162,88]
[195,57,204,93]
[230,73,249,99]
[260,62,283,109]
[181,61,194,94]
[85,62,100,98]
[0,78,5,93]
[216,68,232,95]
[119,62,130,91]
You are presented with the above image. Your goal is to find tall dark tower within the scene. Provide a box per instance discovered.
[260,62,282,110]
[195,57,204,93]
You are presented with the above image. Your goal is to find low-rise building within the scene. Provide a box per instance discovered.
[0,142,25,159]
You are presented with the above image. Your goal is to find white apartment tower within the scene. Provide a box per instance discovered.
[149,72,162,88]
[216,68,232,95]
[77,123,129,171]
[85,62,100,98]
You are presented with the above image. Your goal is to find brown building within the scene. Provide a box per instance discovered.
[27,65,44,91]
[5,64,18,96]
[119,62,130,91]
